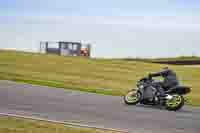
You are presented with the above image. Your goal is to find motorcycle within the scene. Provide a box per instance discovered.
[124,76,191,111]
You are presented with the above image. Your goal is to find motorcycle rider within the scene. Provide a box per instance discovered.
[148,67,179,99]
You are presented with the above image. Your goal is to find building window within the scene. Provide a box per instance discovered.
[61,44,67,49]
[73,44,78,50]
[68,44,73,50]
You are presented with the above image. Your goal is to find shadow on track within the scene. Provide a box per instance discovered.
[123,103,194,113]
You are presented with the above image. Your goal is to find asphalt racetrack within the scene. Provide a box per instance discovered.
[0,80,200,133]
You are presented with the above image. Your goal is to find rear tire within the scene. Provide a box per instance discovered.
[124,90,141,105]
[165,94,184,111]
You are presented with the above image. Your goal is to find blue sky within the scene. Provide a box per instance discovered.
[0,0,200,58]
[1,0,200,16]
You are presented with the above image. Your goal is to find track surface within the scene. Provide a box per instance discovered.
[0,80,200,133]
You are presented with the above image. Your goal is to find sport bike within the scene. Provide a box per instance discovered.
[124,76,191,111]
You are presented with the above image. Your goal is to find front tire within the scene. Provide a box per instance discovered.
[165,94,184,111]
[124,90,141,105]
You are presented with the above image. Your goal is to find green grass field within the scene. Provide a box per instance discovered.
[0,50,199,105]
[0,116,120,133]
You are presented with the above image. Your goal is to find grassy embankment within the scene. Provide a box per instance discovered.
[0,116,120,133]
[0,50,199,105]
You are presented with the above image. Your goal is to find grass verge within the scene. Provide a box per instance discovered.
[0,50,199,105]
[0,116,121,133]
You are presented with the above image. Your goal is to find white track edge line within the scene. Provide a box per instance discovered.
[0,112,129,133]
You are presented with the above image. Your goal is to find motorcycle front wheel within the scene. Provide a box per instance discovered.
[124,90,141,105]
[165,94,184,111]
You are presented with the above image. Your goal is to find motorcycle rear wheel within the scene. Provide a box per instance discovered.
[165,94,184,111]
[124,90,141,105]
